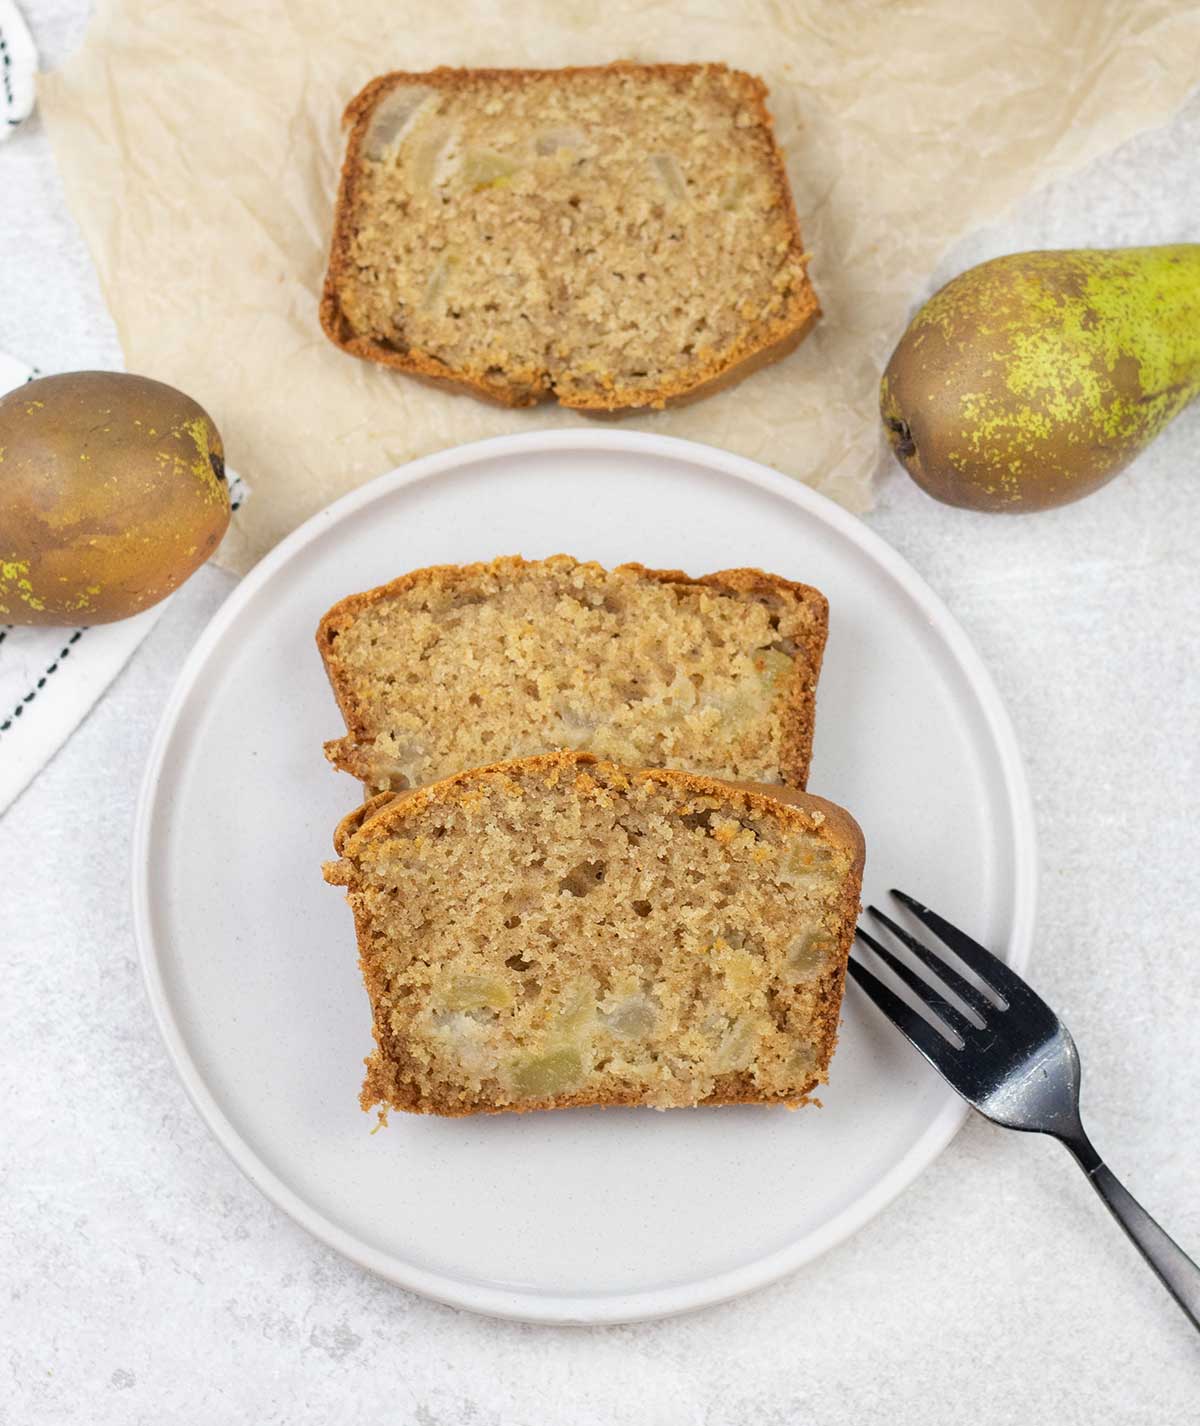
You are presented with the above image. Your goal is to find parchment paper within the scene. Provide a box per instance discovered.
[38,0,1200,575]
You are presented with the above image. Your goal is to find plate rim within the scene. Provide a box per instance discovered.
[131,428,1037,1325]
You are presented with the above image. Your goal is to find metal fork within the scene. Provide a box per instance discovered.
[849,890,1200,1333]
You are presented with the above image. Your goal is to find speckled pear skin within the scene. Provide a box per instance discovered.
[0,371,229,625]
[880,245,1200,512]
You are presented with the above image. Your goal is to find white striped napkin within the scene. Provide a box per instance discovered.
[0,354,247,813]
[0,1,35,139]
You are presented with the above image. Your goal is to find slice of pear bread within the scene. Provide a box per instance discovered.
[324,752,865,1117]
[317,555,829,794]
[320,63,819,410]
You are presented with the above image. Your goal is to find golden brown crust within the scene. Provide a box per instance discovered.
[326,750,864,1118]
[319,63,819,411]
[331,789,406,857]
[315,553,829,791]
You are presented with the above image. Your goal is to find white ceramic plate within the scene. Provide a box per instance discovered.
[133,430,1035,1325]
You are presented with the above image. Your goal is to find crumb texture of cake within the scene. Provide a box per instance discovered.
[321,63,819,410]
[317,555,828,793]
[324,752,864,1117]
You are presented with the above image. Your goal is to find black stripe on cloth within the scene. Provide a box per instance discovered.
[1,32,14,116]
[0,629,87,735]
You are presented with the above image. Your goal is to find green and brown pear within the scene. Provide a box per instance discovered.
[880,245,1200,511]
[0,371,229,624]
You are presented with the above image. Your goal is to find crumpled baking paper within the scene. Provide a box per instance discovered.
[37,0,1200,575]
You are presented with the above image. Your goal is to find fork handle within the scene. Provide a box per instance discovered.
[1065,1136,1200,1333]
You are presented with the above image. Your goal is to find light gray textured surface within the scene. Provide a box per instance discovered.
[2,5,1199,1422]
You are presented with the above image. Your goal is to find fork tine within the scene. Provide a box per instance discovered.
[846,957,964,1080]
[866,906,997,1019]
[890,889,1038,1009]
[854,925,975,1041]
